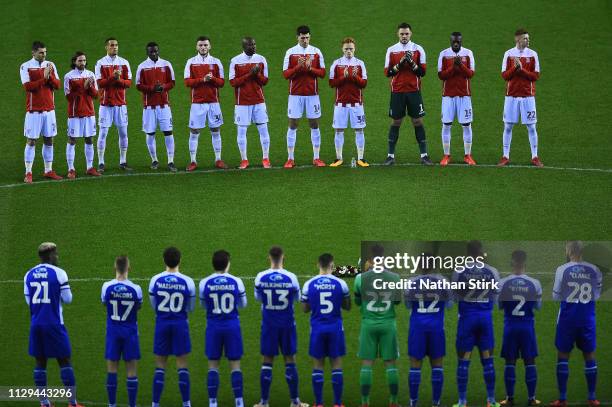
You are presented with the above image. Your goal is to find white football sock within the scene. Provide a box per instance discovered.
[164,134,175,163]
[310,128,321,159]
[237,126,248,160]
[462,124,473,155]
[442,123,452,155]
[146,134,158,162]
[334,131,344,160]
[355,129,365,160]
[118,126,128,164]
[42,144,53,172]
[256,124,270,159]
[287,128,297,159]
[97,126,108,164]
[526,124,538,158]
[189,132,200,163]
[211,130,222,161]
[85,143,94,169]
[66,143,75,171]
[24,144,35,173]
[503,122,514,158]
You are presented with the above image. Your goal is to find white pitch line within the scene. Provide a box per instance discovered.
[1,161,611,189]
[0,272,562,285]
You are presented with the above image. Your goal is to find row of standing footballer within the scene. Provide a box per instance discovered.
[19,24,543,184]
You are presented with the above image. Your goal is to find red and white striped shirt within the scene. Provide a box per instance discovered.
[329,56,367,105]
[502,47,540,97]
[229,52,268,105]
[437,47,475,97]
[184,54,224,104]
[64,68,98,118]
[384,41,426,93]
[20,58,60,112]
[136,57,175,107]
[283,44,325,96]
[95,55,132,106]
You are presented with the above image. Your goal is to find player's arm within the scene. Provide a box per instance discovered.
[458,52,475,78]
[410,48,426,77]
[135,65,154,92]
[95,61,112,89]
[237,277,247,308]
[517,66,539,81]
[501,53,518,80]
[255,59,269,86]
[328,60,345,87]
[534,280,543,310]
[86,75,99,98]
[162,63,176,91]
[229,60,252,88]
[115,63,132,88]
[136,285,143,310]
[209,62,225,88]
[198,279,207,309]
[58,269,73,304]
[300,282,310,312]
[47,63,60,89]
[351,72,367,88]
[283,51,302,79]
[186,278,197,312]
[21,65,46,92]
[341,280,351,310]
[183,61,204,88]
[384,49,399,77]
[552,266,563,300]
[148,278,158,309]
[308,52,326,78]
[254,273,262,302]
[24,275,30,305]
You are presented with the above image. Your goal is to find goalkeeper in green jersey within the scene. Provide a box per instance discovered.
[354,245,402,407]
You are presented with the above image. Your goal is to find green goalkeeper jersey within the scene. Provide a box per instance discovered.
[354,269,401,323]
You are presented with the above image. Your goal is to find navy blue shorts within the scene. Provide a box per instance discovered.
[105,325,141,361]
[206,323,243,360]
[555,322,596,353]
[309,328,346,359]
[501,322,538,360]
[456,313,495,352]
[154,320,191,356]
[409,328,446,359]
[260,324,297,356]
[29,324,71,359]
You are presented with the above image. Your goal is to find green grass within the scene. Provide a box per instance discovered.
[1,0,612,406]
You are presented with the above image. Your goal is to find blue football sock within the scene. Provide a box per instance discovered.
[312,369,324,405]
[106,372,118,406]
[260,363,272,404]
[60,365,77,405]
[285,362,299,402]
[409,367,421,404]
[585,360,597,400]
[177,368,190,405]
[556,358,569,400]
[152,368,165,404]
[126,376,138,407]
[34,368,49,405]
[457,359,470,404]
[504,365,516,398]
[431,367,444,405]
[231,369,244,400]
[208,368,219,401]
[482,357,496,402]
[332,369,343,406]
[525,365,537,400]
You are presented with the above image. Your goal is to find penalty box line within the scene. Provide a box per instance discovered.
[1,162,611,189]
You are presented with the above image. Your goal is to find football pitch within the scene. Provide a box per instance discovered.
[1,0,611,406]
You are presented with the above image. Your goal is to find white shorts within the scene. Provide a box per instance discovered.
[332,104,366,129]
[441,96,473,124]
[189,102,224,129]
[67,116,96,138]
[287,95,321,119]
[99,105,128,128]
[503,96,537,124]
[234,103,269,125]
[142,106,173,133]
[24,111,57,139]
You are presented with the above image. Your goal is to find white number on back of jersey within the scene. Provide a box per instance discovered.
[319,292,333,314]
[263,289,289,310]
[365,291,392,313]
[511,294,526,316]
[464,288,489,303]
[415,293,440,313]
[157,291,184,312]
[110,300,135,321]
[210,293,235,314]
[567,282,592,304]
[30,281,50,304]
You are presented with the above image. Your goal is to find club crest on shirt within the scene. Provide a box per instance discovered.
[164,276,179,283]
[269,273,284,281]
[113,285,128,292]
[316,277,332,284]
[213,277,228,284]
